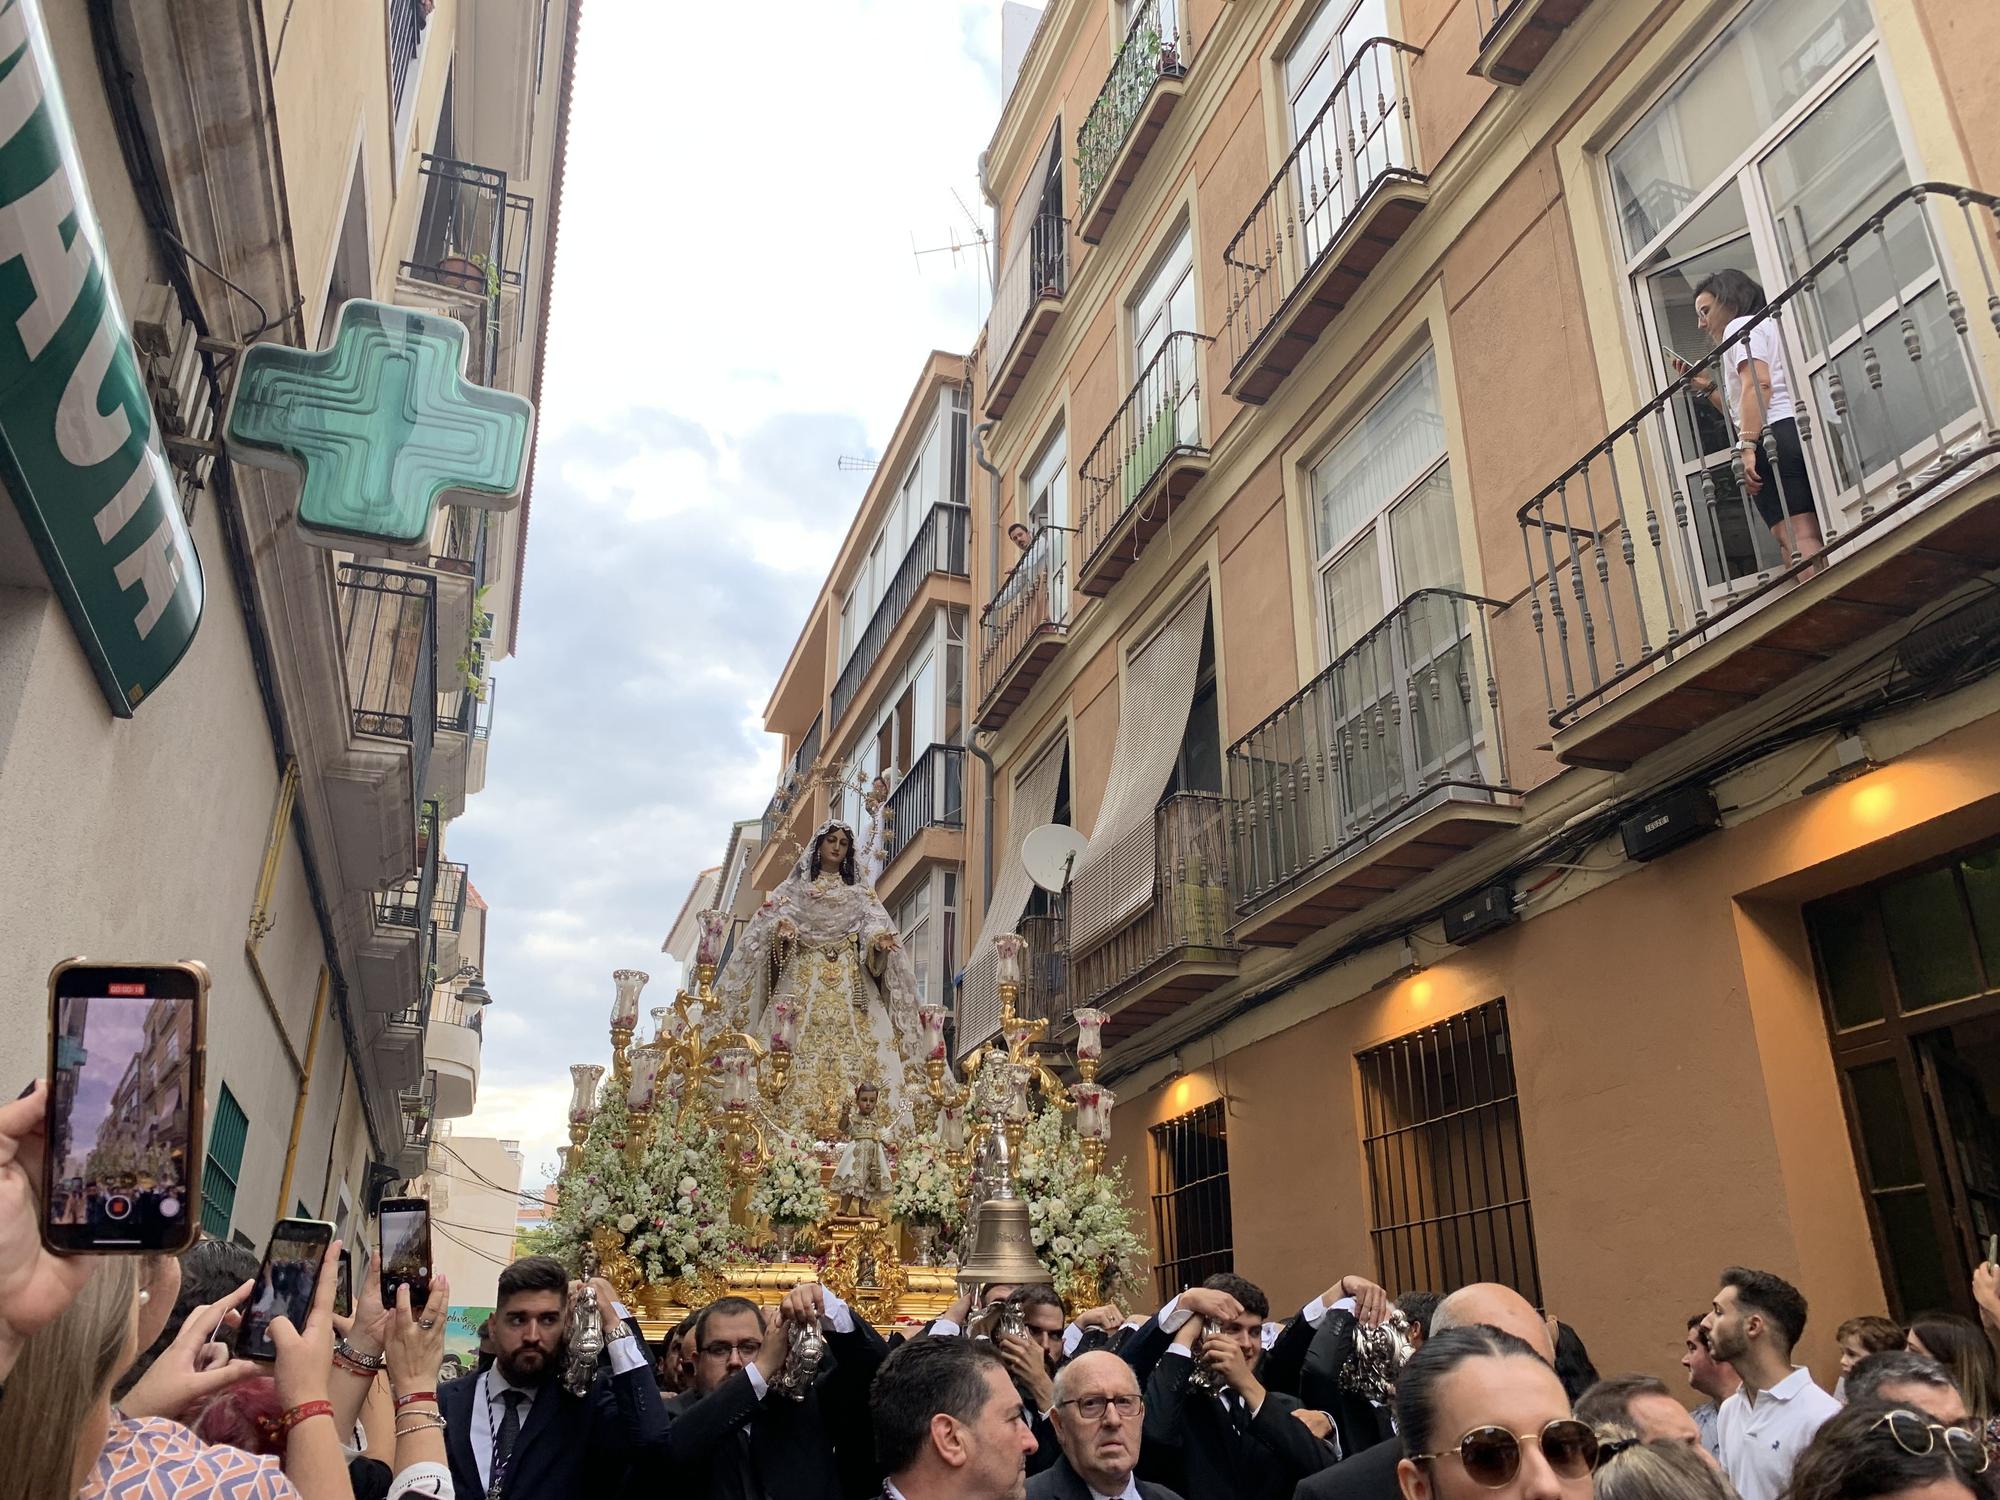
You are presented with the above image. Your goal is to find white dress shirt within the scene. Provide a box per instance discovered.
[471,1302,648,1487]
[1715,1366,1840,1500]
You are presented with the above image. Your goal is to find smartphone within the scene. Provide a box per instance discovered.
[379,1196,433,1309]
[335,1246,354,1318]
[238,1218,334,1361]
[1986,1233,1997,1269]
[42,959,208,1255]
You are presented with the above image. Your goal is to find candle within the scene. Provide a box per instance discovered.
[695,908,729,968]
[568,1063,604,1123]
[626,1046,662,1111]
[1072,1007,1106,1060]
[1075,1084,1113,1139]
[917,1005,947,1061]
[939,1103,968,1152]
[993,932,1027,988]
[650,1006,670,1043]
[610,969,649,1028]
[717,1047,755,1110]
[768,999,800,1053]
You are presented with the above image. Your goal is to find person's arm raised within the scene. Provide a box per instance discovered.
[270,1239,352,1500]
[383,1278,450,1479]
[0,1082,94,1382]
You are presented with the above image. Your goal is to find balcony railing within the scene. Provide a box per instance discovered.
[1517,183,2000,737]
[433,860,468,935]
[1078,331,1213,591]
[762,711,824,847]
[437,647,483,738]
[431,505,488,581]
[1222,38,1426,401]
[1229,590,1514,912]
[832,503,970,730]
[977,523,1074,728]
[400,1071,438,1153]
[884,744,965,868]
[1077,0,1190,241]
[401,155,533,384]
[377,802,441,932]
[337,563,437,808]
[986,213,1070,416]
[388,0,427,120]
[1019,906,1070,1027]
[1072,792,1236,1008]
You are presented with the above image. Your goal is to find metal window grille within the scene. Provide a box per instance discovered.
[201,1084,249,1240]
[1150,1099,1233,1300]
[1357,999,1541,1304]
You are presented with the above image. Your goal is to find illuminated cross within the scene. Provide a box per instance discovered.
[225,299,533,549]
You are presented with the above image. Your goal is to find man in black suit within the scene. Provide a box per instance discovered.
[436,1254,666,1500]
[1139,1273,1336,1500]
[663,1281,888,1500]
[872,1336,1040,1500]
[1029,1350,1183,1500]
[1301,1284,1433,1457]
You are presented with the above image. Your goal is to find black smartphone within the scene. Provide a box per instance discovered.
[42,959,208,1255]
[379,1196,432,1309]
[335,1246,354,1318]
[238,1218,334,1361]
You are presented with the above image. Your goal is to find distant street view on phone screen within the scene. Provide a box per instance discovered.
[381,1201,431,1302]
[240,1223,328,1361]
[48,988,195,1248]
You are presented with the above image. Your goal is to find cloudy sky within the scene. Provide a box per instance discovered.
[449,1,1006,1182]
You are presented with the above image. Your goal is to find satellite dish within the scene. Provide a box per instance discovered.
[1022,824,1088,893]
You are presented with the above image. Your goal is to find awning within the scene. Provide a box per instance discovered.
[958,736,1067,1053]
[1068,580,1210,954]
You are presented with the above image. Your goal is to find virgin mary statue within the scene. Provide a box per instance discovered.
[713,821,927,1141]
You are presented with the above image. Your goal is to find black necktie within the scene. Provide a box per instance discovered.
[492,1389,526,1495]
[736,1425,766,1500]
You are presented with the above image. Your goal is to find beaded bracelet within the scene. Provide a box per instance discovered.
[280,1400,335,1434]
[394,1390,438,1410]
[335,1339,387,1371]
[395,1417,447,1437]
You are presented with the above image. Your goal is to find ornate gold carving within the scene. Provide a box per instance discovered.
[821,1216,908,1327]
[589,1223,644,1305]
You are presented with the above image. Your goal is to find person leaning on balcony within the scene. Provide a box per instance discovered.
[1677,268,1823,568]
[1008,521,1034,552]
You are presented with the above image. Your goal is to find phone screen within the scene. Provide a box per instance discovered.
[44,966,203,1253]
[335,1247,353,1318]
[380,1199,432,1307]
[239,1220,332,1361]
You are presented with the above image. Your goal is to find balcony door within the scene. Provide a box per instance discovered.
[1308,350,1476,836]
[1609,0,1979,598]
[1024,426,1069,626]
[1130,228,1200,456]
[1283,0,1396,268]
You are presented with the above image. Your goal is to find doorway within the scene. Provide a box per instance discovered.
[1808,838,2000,1319]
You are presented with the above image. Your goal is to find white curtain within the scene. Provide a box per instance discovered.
[958,739,1068,1053]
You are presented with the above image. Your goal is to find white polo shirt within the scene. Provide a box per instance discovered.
[1715,1366,1841,1500]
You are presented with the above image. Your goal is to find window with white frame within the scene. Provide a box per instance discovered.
[1281,0,1403,266]
[841,610,964,831]
[1126,227,1202,476]
[1307,348,1476,820]
[899,883,933,1004]
[1606,0,1976,591]
[839,390,960,666]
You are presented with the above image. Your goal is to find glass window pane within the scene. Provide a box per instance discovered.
[1389,464,1465,598]
[1873,1187,1954,1319]
[1607,0,1874,256]
[1311,351,1444,558]
[1810,891,1888,1029]
[1962,849,2000,983]
[1847,1060,1921,1188]
[1322,532,1386,658]
[1811,284,1977,489]
[1880,866,1980,1011]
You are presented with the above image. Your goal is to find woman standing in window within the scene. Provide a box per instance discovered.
[1678,268,1823,570]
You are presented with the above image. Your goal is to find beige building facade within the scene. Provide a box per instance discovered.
[938,0,2000,1398]
[0,0,572,1251]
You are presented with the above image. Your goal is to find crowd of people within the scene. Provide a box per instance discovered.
[9,1080,2000,1500]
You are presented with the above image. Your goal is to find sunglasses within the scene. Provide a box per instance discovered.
[1872,1410,1992,1474]
[1417,1419,1599,1488]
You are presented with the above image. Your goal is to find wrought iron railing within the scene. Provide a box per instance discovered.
[401,155,534,384]
[431,989,485,1036]
[1517,184,2000,731]
[883,744,965,867]
[832,504,970,729]
[1019,906,1070,1027]
[337,563,437,808]
[437,647,482,738]
[400,1071,438,1152]
[1078,331,1213,574]
[1077,0,1190,218]
[473,677,496,742]
[1222,38,1423,376]
[1072,793,1235,1007]
[988,213,1070,383]
[377,803,441,932]
[978,524,1075,715]
[388,0,427,120]
[433,861,468,935]
[1228,589,1513,911]
[763,712,824,847]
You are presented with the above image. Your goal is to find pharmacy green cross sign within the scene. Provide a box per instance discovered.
[225,298,533,550]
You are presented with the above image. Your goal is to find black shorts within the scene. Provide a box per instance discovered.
[1750,417,1816,527]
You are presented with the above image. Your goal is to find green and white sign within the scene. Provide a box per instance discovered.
[0,0,202,715]
[226,298,533,551]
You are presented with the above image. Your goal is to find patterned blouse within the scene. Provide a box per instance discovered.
[82,1416,301,1500]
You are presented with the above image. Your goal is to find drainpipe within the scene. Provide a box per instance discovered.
[970,414,1004,914]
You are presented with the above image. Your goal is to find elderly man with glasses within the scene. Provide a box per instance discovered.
[1030,1350,1184,1500]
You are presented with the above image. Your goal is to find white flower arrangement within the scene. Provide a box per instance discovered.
[628,1105,733,1286]
[889,1134,965,1235]
[749,1129,831,1227]
[1018,1106,1146,1305]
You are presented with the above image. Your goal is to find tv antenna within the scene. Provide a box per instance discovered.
[836,456,878,473]
[911,188,992,285]
[1022,824,1089,894]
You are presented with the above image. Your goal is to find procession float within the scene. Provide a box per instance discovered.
[545,768,1147,1335]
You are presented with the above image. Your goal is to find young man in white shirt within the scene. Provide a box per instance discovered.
[1703,1265,1840,1500]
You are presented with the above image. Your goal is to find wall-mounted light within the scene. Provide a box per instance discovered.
[1802,729,1878,795]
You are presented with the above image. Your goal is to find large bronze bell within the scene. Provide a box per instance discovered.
[956,1195,1053,1290]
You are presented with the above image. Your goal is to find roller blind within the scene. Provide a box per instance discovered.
[957,738,1068,1054]
[1068,581,1210,953]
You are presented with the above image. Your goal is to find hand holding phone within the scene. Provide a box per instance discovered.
[0,1081,98,1359]
[379,1197,433,1310]
[121,1277,260,1421]
[270,1238,342,1411]
[238,1219,335,1362]
[1986,1233,1997,1269]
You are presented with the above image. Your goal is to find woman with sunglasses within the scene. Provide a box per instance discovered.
[1787,1399,1988,1500]
[1397,1326,1600,1500]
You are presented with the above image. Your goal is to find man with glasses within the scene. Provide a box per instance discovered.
[1031,1350,1183,1500]
[1845,1351,1972,1428]
[664,1282,888,1500]
[1702,1265,1840,1500]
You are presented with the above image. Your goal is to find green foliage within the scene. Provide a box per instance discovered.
[1017,1105,1146,1305]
